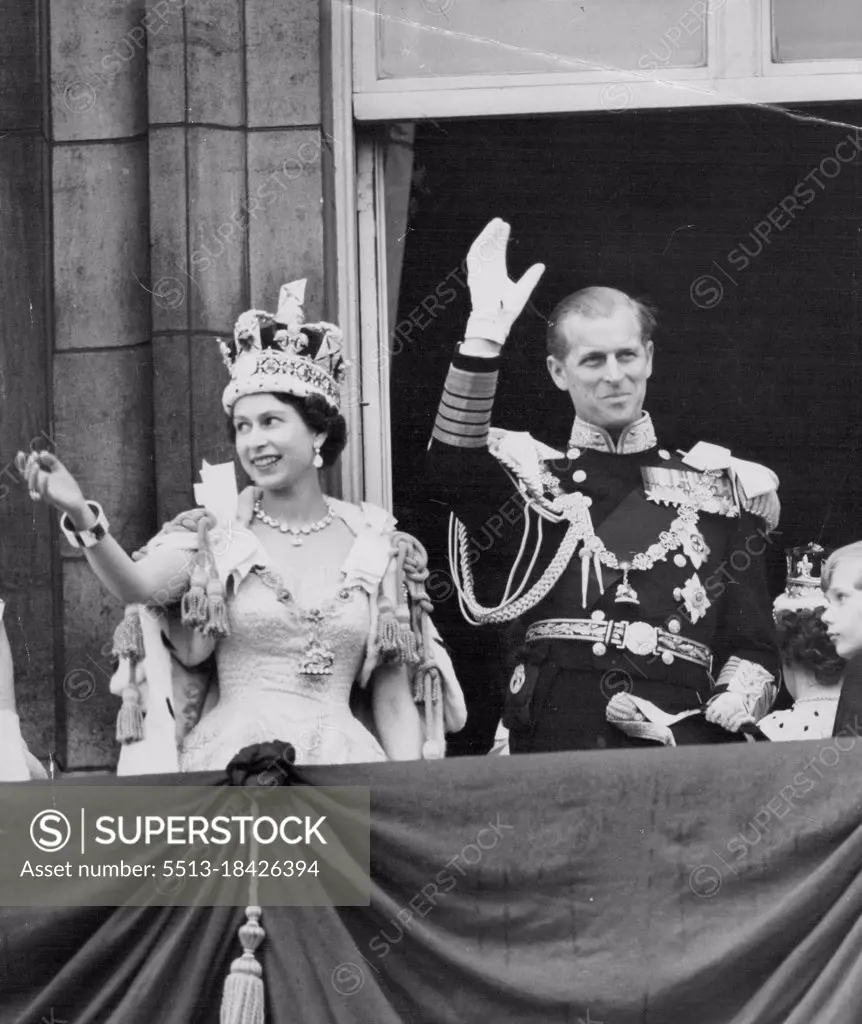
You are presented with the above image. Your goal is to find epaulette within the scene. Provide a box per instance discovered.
[641,463,739,518]
[487,428,565,510]
[651,444,778,532]
[683,442,777,494]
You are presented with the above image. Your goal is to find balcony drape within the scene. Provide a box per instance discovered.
[4,738,862,1023]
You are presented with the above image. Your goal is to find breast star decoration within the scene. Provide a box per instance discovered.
[676,573,712,624]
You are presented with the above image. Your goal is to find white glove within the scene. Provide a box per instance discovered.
[464,218,545,345]
[704,691,754,733]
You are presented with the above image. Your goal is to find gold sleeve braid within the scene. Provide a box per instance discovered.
[431,363,498,449]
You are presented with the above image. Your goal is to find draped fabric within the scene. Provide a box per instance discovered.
[5,739,862,1024]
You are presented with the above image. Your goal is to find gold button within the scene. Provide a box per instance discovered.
[667,618,681,634]
[674,554,687,568]
[592,642,607,657]
[672,587,682,601]
[573,470,587,483]
[567,447,581,459]
[661,651,674,665]
[590,610,606,622]
[659,449,670,460]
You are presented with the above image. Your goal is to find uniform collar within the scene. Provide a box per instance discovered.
[567,411,657,455]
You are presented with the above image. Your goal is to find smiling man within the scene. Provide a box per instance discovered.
[544,287,654,438]
[429,219,781,753]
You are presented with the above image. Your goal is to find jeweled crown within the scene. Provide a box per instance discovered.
[773,543,829,618]
[219,279,346,414]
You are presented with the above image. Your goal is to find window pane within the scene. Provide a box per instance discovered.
[773,0,862,61]
[376,0,707,80]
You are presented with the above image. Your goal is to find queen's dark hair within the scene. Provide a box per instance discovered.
[226,392,347,468]
[774,606,845,686]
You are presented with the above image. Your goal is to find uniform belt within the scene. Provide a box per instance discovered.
[524,618,713,673]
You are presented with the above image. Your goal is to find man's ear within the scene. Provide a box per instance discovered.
[644,340,655,379]
[546,354,568,392]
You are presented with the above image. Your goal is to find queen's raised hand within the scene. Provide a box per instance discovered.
[16,450,88,523]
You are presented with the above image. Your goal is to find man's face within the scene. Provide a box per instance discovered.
[546,307,654,433]
[822,559,862,660]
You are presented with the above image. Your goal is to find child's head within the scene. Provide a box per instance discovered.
[821,542,862,661]
[774,606,845,687]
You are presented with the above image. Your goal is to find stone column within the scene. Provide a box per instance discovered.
[147,0,328,520]
[0,0,56,764]
[50,0,154,769]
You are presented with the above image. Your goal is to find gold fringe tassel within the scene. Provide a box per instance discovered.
[182,516,216,630]
[111,606,145,661]
[112,608,146,744]
[204,575,230,639]
[181,551,211,629]
[116,681,144,744]
[394,604,419,664]
[220,904,266,1024]
[386,530,450,759]
[376,595,400,658]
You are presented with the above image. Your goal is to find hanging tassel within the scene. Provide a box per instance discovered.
[113,655,145,745]
[415,660,444,760]
[182,551,210,628]
[111,607,145,661]
[182,516,216,630]
[417,664,444,760]
[594,552,604,595]
[393,531,434,666]
[376,595,400,659]
[414,661,441,705]
[204,575,230,639]
[220,904,266,1024]
[394,603,419,664]
[116,682,144,744]
[580,548,590,609]
[200,513,229,638]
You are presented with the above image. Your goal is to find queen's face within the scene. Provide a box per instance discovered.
[232,393,319,490]
[822,559,862,661]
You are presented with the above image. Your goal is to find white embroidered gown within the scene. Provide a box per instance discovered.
[178,564,388,771]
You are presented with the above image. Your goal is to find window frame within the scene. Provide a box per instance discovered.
[349,0,862,510]
[352,0,862,120]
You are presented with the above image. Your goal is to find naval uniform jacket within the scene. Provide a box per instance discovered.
[428,351,780,753]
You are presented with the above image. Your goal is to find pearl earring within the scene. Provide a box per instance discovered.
[313,443,323,469]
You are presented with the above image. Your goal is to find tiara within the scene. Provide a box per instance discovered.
[773,543,829,618]
[219,279,346,414]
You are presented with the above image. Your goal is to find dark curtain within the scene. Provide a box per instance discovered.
[6,740,862,1023]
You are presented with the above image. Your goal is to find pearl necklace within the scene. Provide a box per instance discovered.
[253,498,334,547]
